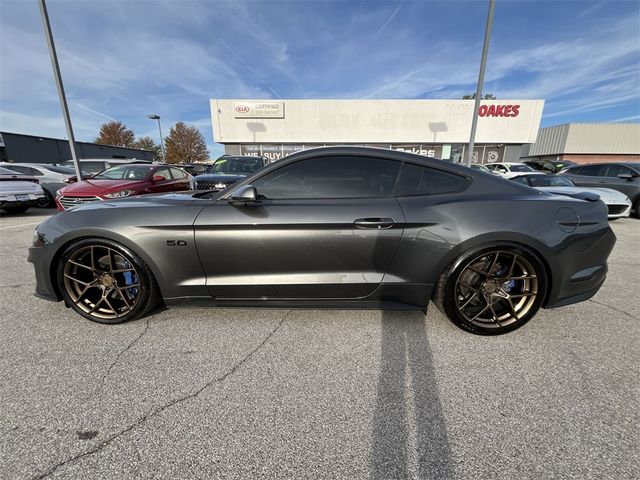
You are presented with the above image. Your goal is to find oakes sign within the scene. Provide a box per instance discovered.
[233,101,284,119]
[478,104,520,118]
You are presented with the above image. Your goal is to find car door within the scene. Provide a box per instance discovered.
[566,164,607,188]
[147,166,176,193]
[600,164,639,200]
[194,155,405,299]
[169,167,191,191]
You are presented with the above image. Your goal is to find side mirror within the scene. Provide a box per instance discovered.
[64,176,77,183]
[152,175,166,182]
[229,185,258,205]
[617,173,634,180]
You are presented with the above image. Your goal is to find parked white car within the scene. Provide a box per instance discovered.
[511,173,632,219]
[486,162,537,178]
[0,163,77,207]
[0,166,46,214]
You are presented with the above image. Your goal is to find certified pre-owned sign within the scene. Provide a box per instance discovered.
[233,101,284,118]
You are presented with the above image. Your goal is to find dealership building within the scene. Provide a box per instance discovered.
[521,123,640,164]
[210,99,545,164]
[0,131,154,164]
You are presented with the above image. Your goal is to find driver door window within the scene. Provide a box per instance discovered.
[251,156,400,199]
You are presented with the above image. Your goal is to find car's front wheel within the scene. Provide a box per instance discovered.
[435,244,547,335]
[57,238,160,324]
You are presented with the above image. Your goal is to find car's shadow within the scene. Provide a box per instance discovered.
[371,310,454,479]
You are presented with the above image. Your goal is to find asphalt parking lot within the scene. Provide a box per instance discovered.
[1,209,638,479]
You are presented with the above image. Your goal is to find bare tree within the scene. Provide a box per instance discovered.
[164,122,209,164]
[95,121,135,147]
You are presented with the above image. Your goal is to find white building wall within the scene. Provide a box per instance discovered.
[527,123,640,156]
[211,99,545,145]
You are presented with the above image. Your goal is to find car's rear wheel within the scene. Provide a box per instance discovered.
[435,244,547,335]
[57,238,160,324]
[37,189,54,208]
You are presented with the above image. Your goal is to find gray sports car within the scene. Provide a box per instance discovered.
[28,147,615,335]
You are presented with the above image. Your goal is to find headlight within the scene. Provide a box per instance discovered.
[104,190,134,198]
[32,229,45,247]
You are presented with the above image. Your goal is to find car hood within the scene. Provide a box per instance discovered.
[194,173,247,182]
[60,179,145,196]
[539,186,630,204]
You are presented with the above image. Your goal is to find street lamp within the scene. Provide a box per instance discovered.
[147,114,165,161]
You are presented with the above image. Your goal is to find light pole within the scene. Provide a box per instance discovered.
[38,0,82,181]
[147,114,165,161]
[466,0,496,166]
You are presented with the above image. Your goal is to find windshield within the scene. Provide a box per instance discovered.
[92,165,152,180]
[208,157,262,174]
[528,176,574,187]
[510,164,536,173]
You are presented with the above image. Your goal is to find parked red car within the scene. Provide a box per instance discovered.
[55,164,192,211]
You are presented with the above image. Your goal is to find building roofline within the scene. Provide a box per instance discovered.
[0,131,153,153]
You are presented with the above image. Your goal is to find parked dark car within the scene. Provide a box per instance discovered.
[180,163,209,176]
[55,164,192,211]
[192,156,268,191]
[29,147,615,335]
[561,162,640,217]
[524,159,575,174]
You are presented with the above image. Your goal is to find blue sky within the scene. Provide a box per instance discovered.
[1,0,638,158]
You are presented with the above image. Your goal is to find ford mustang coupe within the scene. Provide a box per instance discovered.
[28,147,616,335]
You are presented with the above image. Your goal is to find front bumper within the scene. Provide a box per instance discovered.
[27,245,61,302]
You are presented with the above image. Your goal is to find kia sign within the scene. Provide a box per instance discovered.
[233,101,284,118]
[478,104,520,117]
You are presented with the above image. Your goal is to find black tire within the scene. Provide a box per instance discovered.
[56,238,161,324]
[2,205,29,214]
[434,243,548,335]
[633,198,640,219]
[37,189,54,208]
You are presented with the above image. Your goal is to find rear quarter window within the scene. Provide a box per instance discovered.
[396,163,469,196]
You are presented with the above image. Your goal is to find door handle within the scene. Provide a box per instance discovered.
[354,218,395,229]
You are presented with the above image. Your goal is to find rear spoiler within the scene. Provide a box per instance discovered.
[550,191,600,202]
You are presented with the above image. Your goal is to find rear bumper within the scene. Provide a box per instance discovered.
[544,227,616,309]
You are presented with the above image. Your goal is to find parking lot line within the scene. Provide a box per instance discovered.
[0,221,40,230]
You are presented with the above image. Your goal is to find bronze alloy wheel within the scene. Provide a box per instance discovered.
[62,244,141,320]
[454,250,539,330]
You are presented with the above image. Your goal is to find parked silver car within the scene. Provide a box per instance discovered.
[0,163,76,207]
[0,166,46,214]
